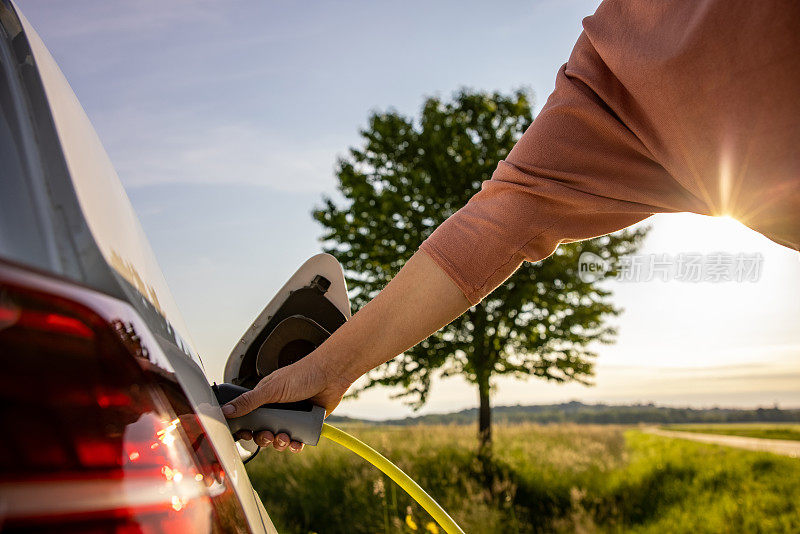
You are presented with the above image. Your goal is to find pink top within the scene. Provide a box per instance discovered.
[420,0,800,304]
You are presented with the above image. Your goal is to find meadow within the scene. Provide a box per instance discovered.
[246,423,800,533]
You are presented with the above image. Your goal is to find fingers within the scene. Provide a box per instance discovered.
[254,430,274,448]
[271,435,303,453]
[251,430,303,452]
[272,432,290,452]
[222,364,305,418]
[221,386,265,418]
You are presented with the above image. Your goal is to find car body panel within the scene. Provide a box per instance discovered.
[3,2,277,531]
[13,2,197,363]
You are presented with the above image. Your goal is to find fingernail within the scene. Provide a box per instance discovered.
[259,436,272,446]
[276,437,287,447]
[289,445,300,453]
[221,404,235,416]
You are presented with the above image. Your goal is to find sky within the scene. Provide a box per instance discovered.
[17,0,800,419]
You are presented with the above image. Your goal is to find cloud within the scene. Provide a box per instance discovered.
[109,121,342,193]
[17,0,223,39]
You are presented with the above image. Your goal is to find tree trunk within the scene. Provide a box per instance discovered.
[472,306,493,451]
[478,376,491,449]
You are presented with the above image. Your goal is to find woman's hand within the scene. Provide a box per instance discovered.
[223,351,353,453]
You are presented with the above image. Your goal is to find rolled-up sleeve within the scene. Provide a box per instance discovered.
[420,31,706,305]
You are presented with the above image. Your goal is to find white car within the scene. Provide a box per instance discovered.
[0,2,351,531]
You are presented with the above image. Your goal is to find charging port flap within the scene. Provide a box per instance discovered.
[223,254,351,389]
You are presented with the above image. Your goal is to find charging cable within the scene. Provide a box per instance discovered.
[214,383,464,532]
[321,423,465,534]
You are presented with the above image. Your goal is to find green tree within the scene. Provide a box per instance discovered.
[314,88,647,447]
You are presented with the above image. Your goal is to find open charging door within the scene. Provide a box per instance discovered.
[225,253,350,387]
[223,254,351,454]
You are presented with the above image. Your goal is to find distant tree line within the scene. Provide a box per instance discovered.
[329,401,800,426]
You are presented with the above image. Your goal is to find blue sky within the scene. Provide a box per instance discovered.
[18,0,800,419]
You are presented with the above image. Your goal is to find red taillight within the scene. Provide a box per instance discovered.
[0,262,251,533]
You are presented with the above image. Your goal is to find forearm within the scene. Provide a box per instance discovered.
[315,249,471,383]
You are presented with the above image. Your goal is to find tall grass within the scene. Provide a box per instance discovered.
[245,424,800,533]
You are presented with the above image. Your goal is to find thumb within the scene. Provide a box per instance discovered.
[221,365,303,418]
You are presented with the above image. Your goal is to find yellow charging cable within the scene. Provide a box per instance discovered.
[320,423,464,534]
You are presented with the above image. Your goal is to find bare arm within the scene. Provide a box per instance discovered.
[222,249,471,451]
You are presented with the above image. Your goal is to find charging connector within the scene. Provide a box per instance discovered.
[213,383,325,445]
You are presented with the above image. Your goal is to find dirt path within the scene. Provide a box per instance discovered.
[645,427,800,458]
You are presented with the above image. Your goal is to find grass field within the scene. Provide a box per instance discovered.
[663,423,800,442]
[246,423,800,533]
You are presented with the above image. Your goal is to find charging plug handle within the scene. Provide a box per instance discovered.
[213,383,325,446]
